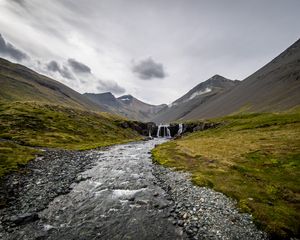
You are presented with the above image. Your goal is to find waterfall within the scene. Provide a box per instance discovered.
[156,124,171,138]
[177,123,183,135]
[156,125,162,138]
[167,128,171,138]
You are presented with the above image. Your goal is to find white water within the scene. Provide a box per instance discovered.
[177,123,183,135]
[157,124,171,138]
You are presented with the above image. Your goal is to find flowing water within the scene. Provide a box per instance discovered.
[5,139,186,240]
[157,125,171,138]
[177,123,183,135]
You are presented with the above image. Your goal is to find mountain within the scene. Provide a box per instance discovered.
[85,92,120,108]
[180,39,300,120]
[84,92,167,122]
[0,57,104,111]
[154,39,300,122]
[153,75,240,123]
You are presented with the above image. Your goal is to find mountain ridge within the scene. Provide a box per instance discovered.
[153,39,300,122]
[182,38,300,120]
[152,74,240,123]
[0,57,105,112]
[84,92,167,122]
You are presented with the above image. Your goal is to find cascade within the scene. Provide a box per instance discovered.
[156,125,162,138]
[167,128,171,138]
[177,123,183,135]
[156,124,171,138]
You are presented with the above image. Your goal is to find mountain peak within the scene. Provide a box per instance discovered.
[85,92,114,97]
[118,94,133,98]
[209,74,230,82]
[118,95,134,102]
[211,74,224,79]
[84,92,118,108]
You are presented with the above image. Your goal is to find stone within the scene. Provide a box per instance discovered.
[10,213,39,225]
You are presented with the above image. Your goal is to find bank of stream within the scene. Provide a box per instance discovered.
[0,139,266,239]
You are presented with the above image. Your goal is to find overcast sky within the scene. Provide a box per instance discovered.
[0,0,299,104]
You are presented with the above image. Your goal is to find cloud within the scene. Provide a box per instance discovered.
[47,60,74,79]
[96,79,125,95]
[0,34,28,61]
[132,57,166,80]
[11,0,27,7]
[68,58,91,74]
[46,59,125,95]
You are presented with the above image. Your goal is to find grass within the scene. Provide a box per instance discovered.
[152,110,300,239]
[0,141,39,177]
[0,101,142,177]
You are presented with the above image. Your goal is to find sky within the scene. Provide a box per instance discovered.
[0,0,299,105]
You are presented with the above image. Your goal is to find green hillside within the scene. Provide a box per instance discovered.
[152,110,300,238]
[0,101,141,177]
[0,58,104,111]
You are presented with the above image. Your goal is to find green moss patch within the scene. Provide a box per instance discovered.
[0,141,39,178]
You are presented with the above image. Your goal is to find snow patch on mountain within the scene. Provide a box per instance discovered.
[188,87,212,100]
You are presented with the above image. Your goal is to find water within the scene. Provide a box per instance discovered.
[7,139,185,240]
[157,124,171,138]
[177,123,183,135]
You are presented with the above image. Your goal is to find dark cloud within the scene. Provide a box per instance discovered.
[0,34,28,61]
[96,80,125,95]
[11,0,27,7]
[47,60,60,72]
[47,60,74,79]
[132,57,166,80]
[68,58,91,74]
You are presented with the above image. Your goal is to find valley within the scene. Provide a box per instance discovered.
[0,139,266,240]
[0,29,299,240]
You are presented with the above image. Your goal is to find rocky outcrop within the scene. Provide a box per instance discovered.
[182,122,222,134]
[116,120,156,136]
[116,120,222,138]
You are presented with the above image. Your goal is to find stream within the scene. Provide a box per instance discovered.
[0,139,266,240]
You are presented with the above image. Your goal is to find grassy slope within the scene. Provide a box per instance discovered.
[0,141,39,177]
[152,110,300,238]
[0,58,103,111]
[0,101,141,177]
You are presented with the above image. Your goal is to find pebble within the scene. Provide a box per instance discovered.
[0,139,269,240]
[153,165,268,240]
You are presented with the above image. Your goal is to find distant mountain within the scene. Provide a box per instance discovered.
[179,39,300,120]
[153,39,300,122]
[83,92,120,109]
[0,58,104,112]
[153,75,240,123]
[84,92,167,122]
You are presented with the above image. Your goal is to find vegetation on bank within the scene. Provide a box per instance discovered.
[152,110,300,238]
[0,141,39,178]
[0,101,142,177]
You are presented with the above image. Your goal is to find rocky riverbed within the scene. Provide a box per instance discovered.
[0,139,267,239]
[153,166,267,240]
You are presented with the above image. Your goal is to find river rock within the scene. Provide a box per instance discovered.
[10,213,39,225]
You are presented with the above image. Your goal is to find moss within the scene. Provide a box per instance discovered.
[152,110,300,238]
[0,101,141,150]
[0,101,142,177]
[0,141,40,177]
